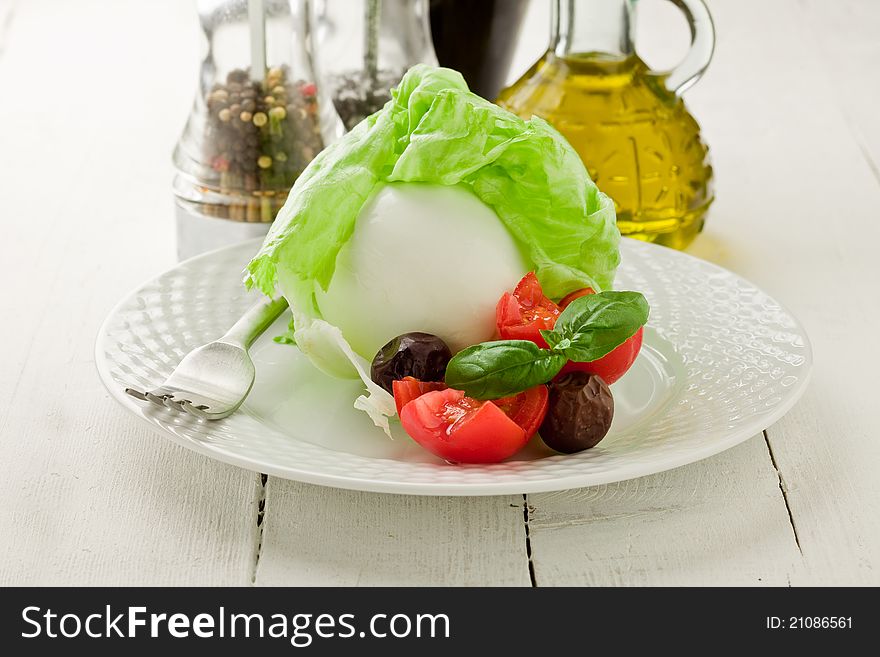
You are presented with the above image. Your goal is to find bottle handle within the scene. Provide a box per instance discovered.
[660,0,715,95]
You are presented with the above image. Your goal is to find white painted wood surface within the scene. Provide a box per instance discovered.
[0,0,259,586]
[529,436,803,586]
[1,0,878,586]
[255,483,530,586]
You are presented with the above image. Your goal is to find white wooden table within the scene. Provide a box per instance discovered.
[1,0,878,586]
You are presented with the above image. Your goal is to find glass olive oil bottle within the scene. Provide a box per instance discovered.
[498,0,715,249]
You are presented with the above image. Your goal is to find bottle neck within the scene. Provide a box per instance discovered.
[551,0,636,60]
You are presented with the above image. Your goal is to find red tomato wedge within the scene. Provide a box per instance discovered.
[557,286,643,385]
[399,389,529,464]
[559,327,643,385]
[496,273,561,348]
[559,287,596,308]
[491,385,549,439]
[496,277,644,386]
[392,377,448,416]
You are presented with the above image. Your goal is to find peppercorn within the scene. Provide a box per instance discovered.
[202,67,327,221]
[227,69,249,85]
[329,69,399,130]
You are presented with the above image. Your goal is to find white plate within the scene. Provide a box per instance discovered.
[96,238,812,495]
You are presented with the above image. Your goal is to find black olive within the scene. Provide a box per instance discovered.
[539,371,614,453]
[370,332,452,394]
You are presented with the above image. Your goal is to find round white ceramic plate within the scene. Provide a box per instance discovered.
[96,238,812,495]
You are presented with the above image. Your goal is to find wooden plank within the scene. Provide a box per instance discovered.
[781,2,880,581]
[0,0,258,585]
[684,0,880,584]
[522,0,880,585]
[528,437,803,586]
[798,0,880,179]
[255,481,531,586]
[0,0,17,57]
[252,0,533,588]
[511,0,802,586]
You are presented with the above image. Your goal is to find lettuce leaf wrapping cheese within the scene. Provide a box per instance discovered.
[245,65,620,434]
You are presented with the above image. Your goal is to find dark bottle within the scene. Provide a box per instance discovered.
[429,0,529,100]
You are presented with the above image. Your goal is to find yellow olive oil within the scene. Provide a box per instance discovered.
[498,53,713,249]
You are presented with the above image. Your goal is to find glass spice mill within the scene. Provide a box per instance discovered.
[173,0,343,259]
[313,0,438,131]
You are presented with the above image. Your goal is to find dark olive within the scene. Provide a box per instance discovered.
[370,332,452,394]
[539,372,614,453]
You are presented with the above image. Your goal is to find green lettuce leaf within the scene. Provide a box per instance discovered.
[244,64,620,432]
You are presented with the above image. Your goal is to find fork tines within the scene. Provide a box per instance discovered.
[124,387,210,419]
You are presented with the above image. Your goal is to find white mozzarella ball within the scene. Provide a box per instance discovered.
[315,182,528,359]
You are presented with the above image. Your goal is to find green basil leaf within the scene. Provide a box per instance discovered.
[555,335,624,363]
[545,291,649,362]
[540,329,571,352]
[445,340,567,400]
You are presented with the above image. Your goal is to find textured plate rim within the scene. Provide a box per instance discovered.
[95,238,813,496]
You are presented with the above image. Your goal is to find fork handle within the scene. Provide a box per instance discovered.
[221,296,289,348]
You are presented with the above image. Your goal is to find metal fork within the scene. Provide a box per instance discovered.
[124,296,288,420]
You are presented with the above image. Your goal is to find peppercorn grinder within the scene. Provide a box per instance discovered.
[173,0,344,260]
[312,0,438,131]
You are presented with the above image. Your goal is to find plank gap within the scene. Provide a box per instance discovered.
[764,430,803,556]
[855,140,880,190]
[250,473,269,585]
[522,494,537,587]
